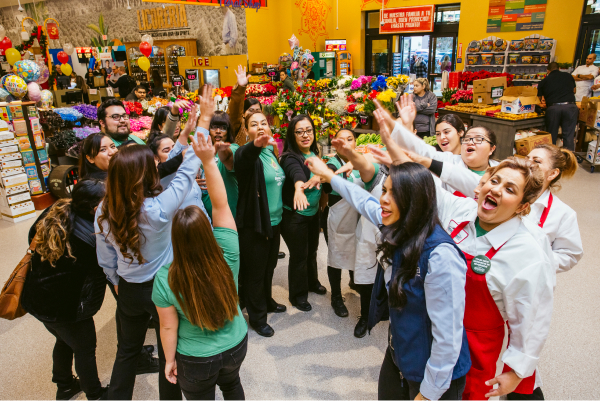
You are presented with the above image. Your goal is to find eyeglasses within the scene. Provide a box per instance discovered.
[461,136,491,145]
[109,114,130,121]
[210,125,228,132]
[295,128,314,137]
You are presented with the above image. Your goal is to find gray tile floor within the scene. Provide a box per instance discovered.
[1,165,599,399]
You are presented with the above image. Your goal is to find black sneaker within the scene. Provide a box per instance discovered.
[331,295,349,317]
[87,385,109,400]
[56,376,81,400]
[136,349,160,375]
[354,317,368,338]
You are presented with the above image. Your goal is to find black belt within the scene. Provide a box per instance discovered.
[549,102,576,106]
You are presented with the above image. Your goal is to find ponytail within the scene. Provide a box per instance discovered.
[35,199,75,267]
[534,144,578,190]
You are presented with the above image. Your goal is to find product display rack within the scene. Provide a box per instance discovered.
[127,47,150,83]
[149,46,167,85]
[166,44,186,85]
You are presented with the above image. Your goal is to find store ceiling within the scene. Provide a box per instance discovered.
[0,0,38,7]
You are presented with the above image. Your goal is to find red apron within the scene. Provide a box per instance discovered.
[500,192,553,394]
[453,190,467,198]
[451,221,506,400]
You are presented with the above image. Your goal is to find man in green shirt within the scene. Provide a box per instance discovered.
[280,70,296,93]
[97,98,146,147]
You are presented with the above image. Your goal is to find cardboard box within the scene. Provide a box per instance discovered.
[473,76,508,93]
[1,200,36,223]
[586,140,600,165]
[586,99,600,126]
[2,183,29,196]
[2,173,28,188]
[514,133,552,156]
[0,145,18,155]
[4,191,31,205]
[473,92,503,105]
[500,86,540,114]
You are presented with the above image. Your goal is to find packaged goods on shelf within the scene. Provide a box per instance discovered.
[586,141,600,165]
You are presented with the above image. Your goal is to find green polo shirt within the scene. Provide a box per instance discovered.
[202,144,240,219]
[110,134,146,147]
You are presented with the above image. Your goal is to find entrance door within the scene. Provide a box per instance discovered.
[429,36,456,95]
[400,35,431,77]
[576,24,600,68]
[366,36,392,76]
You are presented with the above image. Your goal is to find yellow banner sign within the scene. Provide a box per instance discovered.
[137,5,188,31]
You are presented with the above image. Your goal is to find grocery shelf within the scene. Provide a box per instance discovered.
[507,64,548,67]
[506,50,552,53]
[513,79,542,81]
[466,64,504,67]
[466,51,507,54]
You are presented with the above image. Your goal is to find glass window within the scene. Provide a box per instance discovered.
[586,0,600,14]
[435,5,460,23]
[367,12,380,29]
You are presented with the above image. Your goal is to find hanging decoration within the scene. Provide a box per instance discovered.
[14,25,49,67]
[139,41,152,57]
[138,56,150,71]
[360,0,390,10]
[5,49,21,66]
[294,0,331,49]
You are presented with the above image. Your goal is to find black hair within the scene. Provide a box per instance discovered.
[335,128,356,137]
[147,131,171,156]
[134,85,147,93]
[79,133,112,178]
[119,139,139,147]
[435,113,465,137]
[97,98,126,123]
[210,111,235,143]
[547,62,559,71]
[284,114,319,157]
[150,106,170,134]
[466,125,497,157]
[243,97,262,114]
[376,163,440,309]
[71,178,106,216]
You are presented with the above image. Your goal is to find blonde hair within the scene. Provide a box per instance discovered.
[533,144,578,190]
[488,157,545,216]
[36,199,75,267]
[414,78,430,92]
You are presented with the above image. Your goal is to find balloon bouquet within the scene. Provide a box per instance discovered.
[281,34,315,86]
[137,34,154,72]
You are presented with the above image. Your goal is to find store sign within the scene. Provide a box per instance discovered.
[137,5,188,32]
[379,5,434,34]
[192,57,211,67]
[46,22,59,39]
[185,69,198,81]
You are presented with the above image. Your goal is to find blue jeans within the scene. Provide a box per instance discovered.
[176,334,248,400]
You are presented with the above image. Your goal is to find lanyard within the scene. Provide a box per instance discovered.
[538,192,553,228]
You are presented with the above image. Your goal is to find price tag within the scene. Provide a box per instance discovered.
[172,75,184,87]
[185,69,198,81]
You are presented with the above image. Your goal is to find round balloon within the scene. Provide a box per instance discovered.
[138,56,150,71]
[5,48,21,65]
[4,74,28,98]
[36,66,49,84]
[27,82,41,102]
[63,43,74,56]
[57,51,69,64]
[139,41,152,57]
[0,36,12,51]
[40,89,53,109]
[0,88,9,101]
[60,63,73,76]
[13,60,40,82]
[141,34,154,46]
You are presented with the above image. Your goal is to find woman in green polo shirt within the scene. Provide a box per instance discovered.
[279,115,327,312]
[152,132,247,400]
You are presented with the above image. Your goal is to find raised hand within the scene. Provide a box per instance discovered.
[196,178,207,190]
[179,104,198,144]
[305,156,335,183]
[333,162,353,176]
[235,65,251,87]
[254,132,271,148]
[395,93,417,131]
[214,141,231,153]
[368,146,393,168]
[171,99,191,116]
[374,108,411,165]
[198,84,215,123]
[373,99,397,134]
[331,137,354,159]
[190,130,216,164]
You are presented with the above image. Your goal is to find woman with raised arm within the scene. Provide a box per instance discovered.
[279,115,327,312]
[373,106,555,400]
[153,132,248,400]
[95,87,215,400]
[304,152,471,401]
[234,110,286,337]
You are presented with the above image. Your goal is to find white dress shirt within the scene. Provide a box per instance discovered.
[572,64,599,101]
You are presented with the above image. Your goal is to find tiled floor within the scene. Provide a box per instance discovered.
[1,165,599,399]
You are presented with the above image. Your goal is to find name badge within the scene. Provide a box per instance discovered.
[448,220,469,244]
[471,255,492,275]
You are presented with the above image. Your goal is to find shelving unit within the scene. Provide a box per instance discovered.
[465,36,509,72]
[149,46,167,84]
[166,44,186,85]
[127,47,149,83]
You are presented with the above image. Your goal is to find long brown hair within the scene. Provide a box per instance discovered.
[36,199,74,266]
[169,206,239,331]
[534,144,578,190]
[98,145,162,264]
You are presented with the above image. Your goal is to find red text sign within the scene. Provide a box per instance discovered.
[379,5,434,34]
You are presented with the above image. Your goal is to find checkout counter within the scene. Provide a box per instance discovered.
[52,89,83,107]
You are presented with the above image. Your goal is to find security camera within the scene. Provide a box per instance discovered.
[380,20,385,26]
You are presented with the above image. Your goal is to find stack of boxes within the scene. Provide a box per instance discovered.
[472,76,508,105]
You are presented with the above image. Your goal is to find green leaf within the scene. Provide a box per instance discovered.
[99,15,105,34]
[90,37,100,47]
[87,24,102,36]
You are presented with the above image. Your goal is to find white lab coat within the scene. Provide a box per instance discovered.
[391,122,498,195]
[438,163,583,273]
[434,177,556,379]
[572,64,599,101]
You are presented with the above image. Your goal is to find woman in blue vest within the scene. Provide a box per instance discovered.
[304,155,471,400]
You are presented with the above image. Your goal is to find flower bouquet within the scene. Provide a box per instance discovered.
[386,75,410,92]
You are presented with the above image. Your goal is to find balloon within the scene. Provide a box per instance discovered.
[5,48,21,65]
[63,43,74,56]
[60,63,73,76]
[4,75,28,98]
[36,66,50,84]
[291,61,299,71]
[0,36,11,51]
[0,25,5,41]
[0,88,9,101]
[288,34,299,50]
[1,73,14,88]
[139,41,152,57]
[13,60,40,82]
[40,90,53,109]
[138,56,150,71]
[27,82,41,102]
[141,34,154,46]
[57,51,69,64]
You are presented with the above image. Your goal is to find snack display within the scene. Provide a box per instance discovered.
[509,54,520,64]
[539,39,554,50]
[494,54,505,65]
[510,40,524,51]
[443,104,489,113]
[477,105,502,115]
[524,38,539,51]
[481,40,494,52]
[468,40,481,52]
[495,112,538,120]
[481,53,493,65]
[514,73,523,79]
[468,55,480,65]
[494,39,507,52]
[540,55,550,64]
[521,55,532,64]
[537,72,547,80]
[532,56,541,64]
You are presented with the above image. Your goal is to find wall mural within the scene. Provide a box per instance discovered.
[361,0,390,10]
[0,0,248,57]
[294,0,331,49]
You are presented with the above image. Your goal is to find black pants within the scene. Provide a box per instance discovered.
[280,209,321,304]
[176,334,248,400]
[327,267,370,315]
[507,387,545,400]
[546,103,578,151]
[42,318,102,398]
[378,346,466,400]
[321,206,329,244]
[107,278,181,400]
[239,225,281,327]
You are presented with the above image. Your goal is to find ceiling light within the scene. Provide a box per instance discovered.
[17,0,24,12]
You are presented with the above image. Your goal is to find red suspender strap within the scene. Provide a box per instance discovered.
[485,243,505,259]
[538,192,553,228]
[450,221,469,238]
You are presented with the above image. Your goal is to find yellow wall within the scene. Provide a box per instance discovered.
[247,0,585,75]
